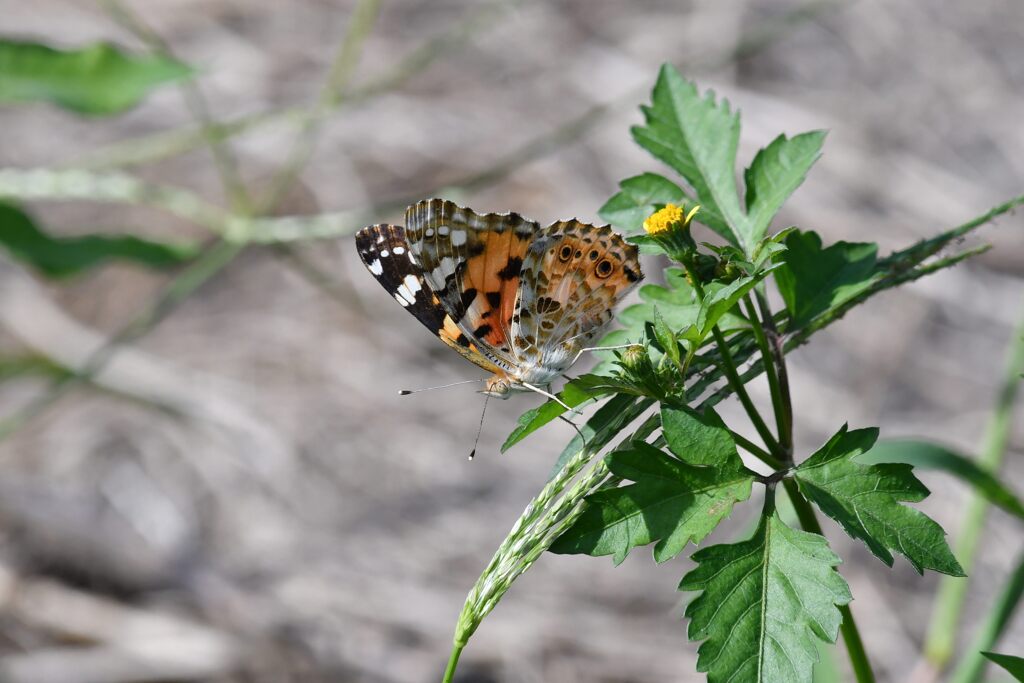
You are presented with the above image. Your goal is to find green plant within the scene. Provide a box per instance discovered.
[442,64,1024,683]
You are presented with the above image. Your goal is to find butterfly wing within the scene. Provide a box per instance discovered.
[512,220,642,372]
[404,198,540,364]
[355,223,502,373]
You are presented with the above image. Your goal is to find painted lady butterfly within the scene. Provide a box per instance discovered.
[355,198,643,401]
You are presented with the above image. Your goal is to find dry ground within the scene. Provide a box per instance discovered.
[0,1,1022,681]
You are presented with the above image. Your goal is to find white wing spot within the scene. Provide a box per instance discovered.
[438,225,451,236]
[450,230,467,247]
[432,256,455,281]
[393,246,405,255]
[380,249,389,258]
[367,259,383,276]
[394,293,411,307]
[396,274,422,306]
[425,228,434,237]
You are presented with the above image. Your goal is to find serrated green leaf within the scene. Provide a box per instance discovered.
[501,376,623,452]
[550,442,753,563]
[775,230,880,328]
[983,652,1024,681]
[745,131,826,241]
[861,439,1024,521]
[0,202,198,277]
[662,405,741,468]
[795,425,965,576]
[680,512,851,683]
[631,64,746,248]
[0,40,194,115]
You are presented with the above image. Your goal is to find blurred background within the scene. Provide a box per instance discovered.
[0,0,1022,681]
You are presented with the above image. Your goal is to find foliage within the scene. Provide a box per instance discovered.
[0,39,193,115]
[681,510,851,682]
[0,23,1017,683]
[444,63,1019,683]
[983,652,1024,681]
[0,202,198,277]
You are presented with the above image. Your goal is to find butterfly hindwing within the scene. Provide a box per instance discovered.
[513,220,642,369]
[355,224,501,373]
[404,199,539,361]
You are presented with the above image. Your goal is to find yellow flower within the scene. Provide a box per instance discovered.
[643,203,684,235]
[643,203,700,235]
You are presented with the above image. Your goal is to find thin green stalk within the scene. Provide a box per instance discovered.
[754,290,794,459]
[711,324,780,456]
[686,270,782,458]
[924,307,1024,669]
[730,428,781,469]
[784,480,877,683]
[442,643,464,683]
[744,293,790,459]
[949,550,1024,683]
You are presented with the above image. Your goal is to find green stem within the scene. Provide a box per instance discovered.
[924,308,1024,669]
[949,550,1024,683]
[442,642,465,683]
[729,428,782,469]
[685,268,782,458]
[783,480,877,683]
[754,290,794,460]
[744,293,790,460]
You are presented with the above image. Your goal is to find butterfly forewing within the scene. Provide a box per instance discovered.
[404,199,539,362]
[355,223,501,373]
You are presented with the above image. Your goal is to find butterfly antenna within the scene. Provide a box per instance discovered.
[468,392,491,460]
[399,378,485,395]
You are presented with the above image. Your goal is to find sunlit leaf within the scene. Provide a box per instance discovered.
[631,64,745,248]
[775,230,880,328]
[0,39,193,115]
[861,439,1024,521]
[745,131,826,242]
[0,202,198,278]
[551,442,752,564]
[680,512,851,683]
[795,425,965,575]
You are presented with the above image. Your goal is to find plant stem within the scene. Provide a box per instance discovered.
[754,290,794,460]
[744,293,790,460]
[783,480,877,683]
[924,308,1024,669]
[948,550,1024,683]
[442,642,465,683]
[729,428,781,469]
[683,267,782,457]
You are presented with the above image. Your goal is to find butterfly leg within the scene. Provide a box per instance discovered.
[519,382,584,416]
[556,413,588,447]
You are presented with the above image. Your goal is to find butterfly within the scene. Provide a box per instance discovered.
[355,198,643,402]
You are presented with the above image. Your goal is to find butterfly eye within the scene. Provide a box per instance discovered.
[595,259,614,278]
[558,244,573,262]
